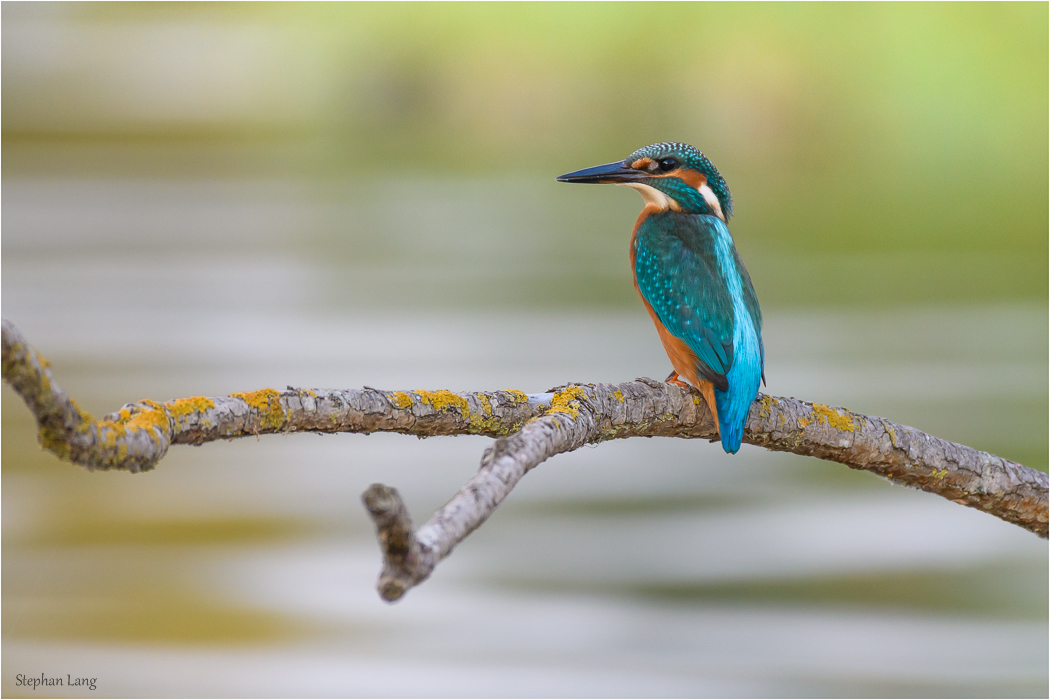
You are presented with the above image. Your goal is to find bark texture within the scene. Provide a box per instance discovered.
[4,319,1047,601]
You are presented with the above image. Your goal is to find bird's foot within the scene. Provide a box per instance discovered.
[664,371,692,390]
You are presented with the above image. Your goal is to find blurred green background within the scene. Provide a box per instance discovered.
[4,2,1047,305]
[3,2,1047,697]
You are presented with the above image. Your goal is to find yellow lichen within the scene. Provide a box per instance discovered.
[416,389,469,415]
[124,405,170,436]
[232,388,287,431]
[165,396,215,429]
[64,398,93,430]
[466,395,506,434]
[401,389,503,433]
[96,411,130,445]
[758,395,776,419]
[166,396,213,419]
[505,389,528,404]
[547,386,586,418]
[33,349,51,370]
[613,390,625,403]
[808,404,856,432]
[881,419,900,448]
[798,417,810,428]
[92,401,170,453]
[38,425,72,459]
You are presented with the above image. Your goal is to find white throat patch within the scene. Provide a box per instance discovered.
[621,182,678,212]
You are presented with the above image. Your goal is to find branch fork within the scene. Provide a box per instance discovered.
[3,318,1046,603]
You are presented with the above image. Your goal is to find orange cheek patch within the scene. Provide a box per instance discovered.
[667,168,707,190]
[630,157,653,170]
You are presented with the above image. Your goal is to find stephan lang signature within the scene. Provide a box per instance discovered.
[15,674,97,691]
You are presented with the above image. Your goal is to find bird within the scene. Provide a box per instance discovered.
[557,142,763,453]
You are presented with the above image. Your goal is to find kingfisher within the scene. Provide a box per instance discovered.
[557,142,763,453]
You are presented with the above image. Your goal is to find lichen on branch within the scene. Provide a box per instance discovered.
[3,318,1047,602]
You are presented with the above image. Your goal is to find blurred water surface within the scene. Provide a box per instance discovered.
[2,177,1047,698]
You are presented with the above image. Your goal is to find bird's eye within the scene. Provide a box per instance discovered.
[658,158,677,172]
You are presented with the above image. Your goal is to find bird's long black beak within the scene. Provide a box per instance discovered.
[556,160,642,184]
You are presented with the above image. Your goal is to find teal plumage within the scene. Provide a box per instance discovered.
[633,212,735,381]
[558,142,763,453]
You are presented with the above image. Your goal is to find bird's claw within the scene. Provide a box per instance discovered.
[664,372,692,390]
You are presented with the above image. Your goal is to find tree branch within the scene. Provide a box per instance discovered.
[4,319,1046,602]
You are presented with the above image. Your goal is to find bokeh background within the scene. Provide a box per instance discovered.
[2,3,1047,697]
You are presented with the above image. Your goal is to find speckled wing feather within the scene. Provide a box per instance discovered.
[633,212,735,390]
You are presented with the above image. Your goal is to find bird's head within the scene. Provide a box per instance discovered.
[557,142,732,221]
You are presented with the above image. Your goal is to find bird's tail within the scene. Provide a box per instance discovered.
[714,387,747,454]
[712,321,763,454]
[718,414,744,454]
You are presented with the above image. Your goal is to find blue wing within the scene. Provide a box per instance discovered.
[732,243,765,384]
[633,212,736,390]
